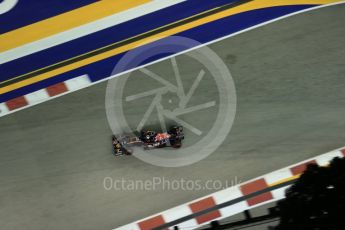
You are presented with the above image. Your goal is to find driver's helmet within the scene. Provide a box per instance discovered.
[143,131,156,142]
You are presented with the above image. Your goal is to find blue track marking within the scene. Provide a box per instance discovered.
[0,0,97,34]
[0,0,240,81]
[0,5,315,103]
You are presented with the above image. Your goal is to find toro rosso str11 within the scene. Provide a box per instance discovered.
[112,126,184,156]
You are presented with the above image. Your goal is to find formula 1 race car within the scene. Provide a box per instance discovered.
[112,126,184,156]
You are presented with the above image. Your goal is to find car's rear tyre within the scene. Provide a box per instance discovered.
[171,141,182,148]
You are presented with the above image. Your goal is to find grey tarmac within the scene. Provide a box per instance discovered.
[0,4,345,230]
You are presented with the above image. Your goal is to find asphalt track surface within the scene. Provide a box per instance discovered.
[1,4,345,230]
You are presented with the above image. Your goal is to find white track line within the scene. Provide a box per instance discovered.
[0,0,18,14]
[0,0,186,64]
[0,1,344,118]
[92,0,345,99]
[115,147,345,230]
[0,74,91,117]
